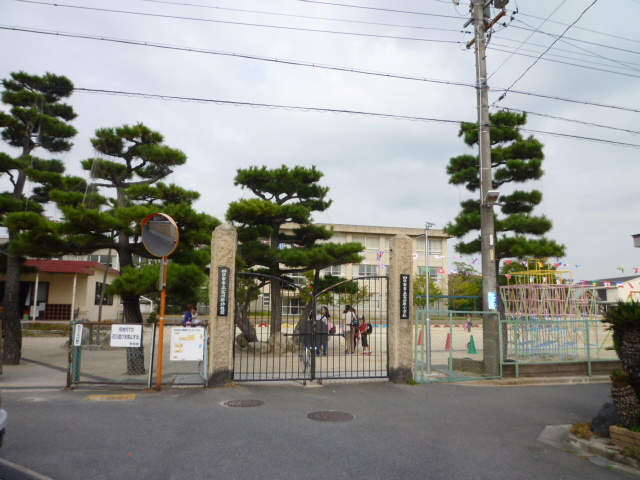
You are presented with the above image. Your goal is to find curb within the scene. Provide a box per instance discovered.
[461,376,611,386]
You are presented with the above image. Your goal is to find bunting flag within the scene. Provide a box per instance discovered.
[530,276,534,283]
[376,251,384,261]
[618,267,625,273]
[576,265,581,268]
[630,282,635,288]
[635,268,639,274]
[438,268,445,273]
[604,282,611,289]
[412,254,419,259]
[434,255,445,259]
[581,280,587,285]
[592,282,598,286]
[379,263,387,269]
[506,274,512,280]
[472,258,478,264]
[505,260,512,266]
[617,282,624,288]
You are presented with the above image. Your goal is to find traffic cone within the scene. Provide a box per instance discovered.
[445,333,451,351]
[467,335,477,354]
[418,329,423,346]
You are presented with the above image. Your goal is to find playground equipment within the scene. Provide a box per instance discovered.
[500,259,612,361]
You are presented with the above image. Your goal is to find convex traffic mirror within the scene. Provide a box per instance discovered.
[141,213,179,257]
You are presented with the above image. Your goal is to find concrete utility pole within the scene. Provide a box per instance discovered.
[468,0,506,376]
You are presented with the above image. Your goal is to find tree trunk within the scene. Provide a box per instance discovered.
[122,295,145,375]
[3,250,23,365]
[270,280,282,334]
[235,299,258,342]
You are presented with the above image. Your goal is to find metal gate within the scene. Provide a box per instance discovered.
[233,273,389,383]
[414,310,502,383]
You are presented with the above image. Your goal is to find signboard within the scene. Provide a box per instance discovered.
[217,267,230,316]
[73,324,84,346]
[110,324,142,348]
[488,291,498,310]
[400,274,410,319]
[170,327,205,361]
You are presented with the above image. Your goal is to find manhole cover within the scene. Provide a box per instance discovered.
[307,411,354,422]
[223,399,265,408]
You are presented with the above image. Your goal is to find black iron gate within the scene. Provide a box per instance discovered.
[233,273,389,383]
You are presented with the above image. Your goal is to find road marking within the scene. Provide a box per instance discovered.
[87,394,137,401]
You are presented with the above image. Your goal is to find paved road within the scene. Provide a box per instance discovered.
[0,380,628,480]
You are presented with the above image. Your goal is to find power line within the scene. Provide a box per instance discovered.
[498,0,600,101]
[501,107,640,136]
[130,0,471,35]
[296,0,465,20]
[490,41,640,74]
[14,0,463,45]
[3,25,640,115]
[489,46,640,80]
[71,87,640,149]
[514,10,640,46]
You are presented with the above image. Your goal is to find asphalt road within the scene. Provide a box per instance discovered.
[0,381,628,480]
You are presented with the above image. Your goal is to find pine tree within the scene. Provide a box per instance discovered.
[226,165,363,335]
[0,71,78,364]
[444,110,565,265]
[52,124,219,373]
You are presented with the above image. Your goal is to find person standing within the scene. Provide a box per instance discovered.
[182,304,193,326]
[317,306,330,356]
[360,315,372,355]
[465,314,473,332]
[191,305,201,324]
[342,305,358,354]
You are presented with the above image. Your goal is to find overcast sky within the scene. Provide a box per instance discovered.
[1,0,639,281]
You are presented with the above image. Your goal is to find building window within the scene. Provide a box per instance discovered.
[416,238,443,255]
[262,293,270,308]
[357,264,379,277]
[321,265,343,277]
[285,273,307,286]
[283,297,307,315]
[95,282,114,306]
[88,254,115,267]
[418,267,438,280]
[352,235,379,250]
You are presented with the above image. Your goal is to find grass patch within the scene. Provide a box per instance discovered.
[570,422,592,440]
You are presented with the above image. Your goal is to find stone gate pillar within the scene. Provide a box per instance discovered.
[388,234,414,383]
[208,223,237,387]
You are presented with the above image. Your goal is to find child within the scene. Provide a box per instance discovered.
[360,315,372,355]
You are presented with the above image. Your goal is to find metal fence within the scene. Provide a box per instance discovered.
[234,273,389,382]
[414,310,501,383]
[68,321,208,389]
[501,316,617,375]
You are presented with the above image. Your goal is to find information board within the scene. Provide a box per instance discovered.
[217,267,230,316]
[110,324,142,348]
[400,274,410,319]
[170,326,205,361]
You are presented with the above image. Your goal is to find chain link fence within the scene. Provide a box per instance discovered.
[414,310,501,383]
[68,321,207,389]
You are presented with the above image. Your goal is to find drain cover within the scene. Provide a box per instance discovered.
[307,411,354,422]
[223,399,265,408]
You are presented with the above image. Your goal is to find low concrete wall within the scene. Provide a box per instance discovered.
[502,360,621,378]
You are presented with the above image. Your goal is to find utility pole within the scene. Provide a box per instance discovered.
[467,0,507,376]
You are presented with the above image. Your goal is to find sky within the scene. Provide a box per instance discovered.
[1,0,639,282]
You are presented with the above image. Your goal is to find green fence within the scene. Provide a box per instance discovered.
[501,316,617,376]
[414,310,501,383]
